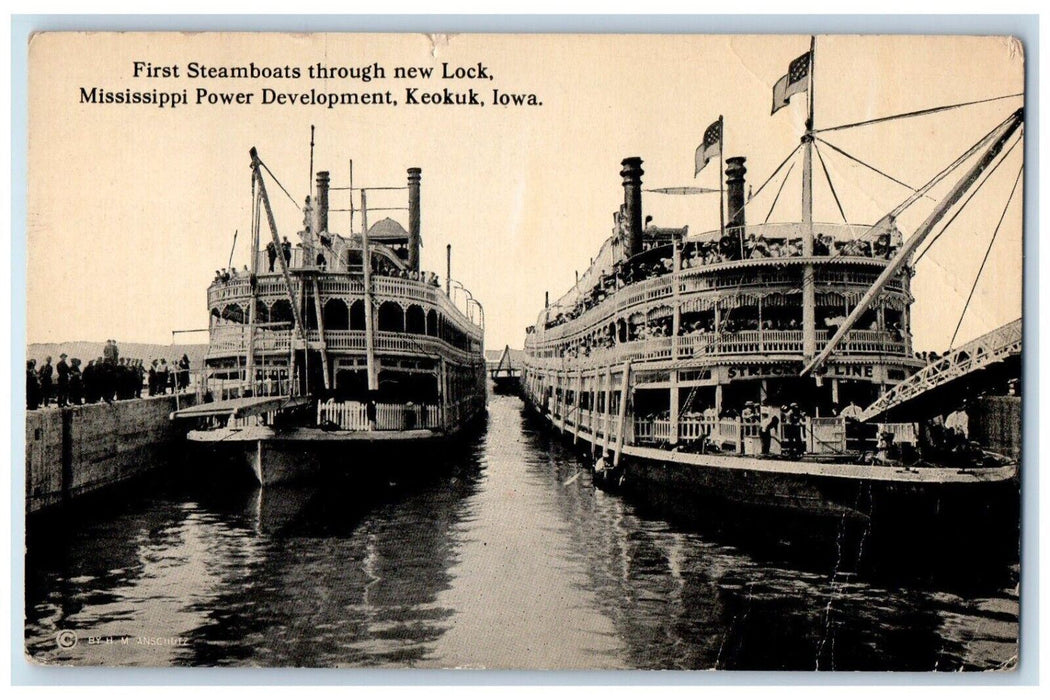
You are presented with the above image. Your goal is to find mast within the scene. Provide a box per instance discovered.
[718,114,725,238]
[308,125,315,201]
[361,188,378,393]
[800,107,1023,376]
[348,159,354,234]
[245,176,262,395]
[801,35,817,360]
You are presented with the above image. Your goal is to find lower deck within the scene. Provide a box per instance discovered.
[520,363,1016,486]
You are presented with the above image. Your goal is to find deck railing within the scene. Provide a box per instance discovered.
[630,414,916,456]
[206,325,477,363]
[207,271,480,337]
[535,250,905,347]
[317,400,441,431]
[525,328,907,369]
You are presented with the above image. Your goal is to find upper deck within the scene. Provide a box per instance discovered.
[207,263,483,365]
[524,222,914,370]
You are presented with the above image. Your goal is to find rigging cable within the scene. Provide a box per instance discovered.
[258,159,303,210]
[814,136,936,202]
[764,161,796,224]
[880,111,1017,226]
[948,162,1024,349]
[813,141,849,226]
[820,115,1020,267]
[815,92,1023,134]
[726,143,802,227]
[913,130,1022,265]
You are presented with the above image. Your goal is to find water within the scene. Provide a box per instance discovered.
[25,394,1019,670]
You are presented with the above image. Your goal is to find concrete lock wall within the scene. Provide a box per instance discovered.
[25,394,196,514]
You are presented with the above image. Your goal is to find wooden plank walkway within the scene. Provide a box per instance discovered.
[171,395,311,420]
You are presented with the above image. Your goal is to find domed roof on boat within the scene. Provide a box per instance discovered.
[366,217,410,242]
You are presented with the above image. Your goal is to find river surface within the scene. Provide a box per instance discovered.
[25,393,1019,670]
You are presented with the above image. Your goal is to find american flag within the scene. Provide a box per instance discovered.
[694,118,722,176]
[772,50,812,115]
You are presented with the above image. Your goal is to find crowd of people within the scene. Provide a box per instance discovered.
[26,339,193,410]
[544,230,902,332]
[213,266,252,284]
[915,350,943,364]
[373,261,441,287]
[213,237,443,290]
[551,309,893,361]
[264,237,294,272]
[638,401,811,458]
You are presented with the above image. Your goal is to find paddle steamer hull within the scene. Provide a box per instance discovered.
[187,415,484,486]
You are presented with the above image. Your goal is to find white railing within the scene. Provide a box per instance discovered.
[525,327,908,370]
[317,400,440,431]
[630,414,918,456]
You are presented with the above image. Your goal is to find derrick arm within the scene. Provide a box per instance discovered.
[250,147,306,339]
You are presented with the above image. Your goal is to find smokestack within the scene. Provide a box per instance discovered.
[725,157,747,231]
[315,171,330,233]
[620,157,644,257]
[408,168,422,272]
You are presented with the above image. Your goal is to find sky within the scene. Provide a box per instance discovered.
[27,33,1024,352]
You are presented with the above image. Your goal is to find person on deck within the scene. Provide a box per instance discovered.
[840,401,863,420]
[26,360,40,410]
[282,237,292,266]
[759,411,780,456]
[366,397,377,431]
[266,241,277,272]
[38,356,53,407]
[56,354,70,407]
[135,360,145,398]
[103,339,119,365]
[782,404,804,458]
[83,360,96,403]
[68,358,83,405]
[178,354,191,391]
[945,404,970,449]
[97,356,113,403]
[158,359,170,395]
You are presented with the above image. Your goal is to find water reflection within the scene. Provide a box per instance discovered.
[25,394,1018,670]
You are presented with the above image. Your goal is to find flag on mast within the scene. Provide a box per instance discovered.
[772,50,812,115]
[694,118,722,176]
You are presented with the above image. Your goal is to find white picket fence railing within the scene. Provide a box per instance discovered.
[317,400,440,431]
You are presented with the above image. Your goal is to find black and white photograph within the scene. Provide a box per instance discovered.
[20,31,1024,672]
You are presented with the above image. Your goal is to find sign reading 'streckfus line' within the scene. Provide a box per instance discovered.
[77,59,543,110]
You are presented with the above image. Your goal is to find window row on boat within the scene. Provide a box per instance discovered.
[209,297,479,352]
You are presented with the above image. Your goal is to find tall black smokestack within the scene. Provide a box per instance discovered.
[315,171,330,233]
[408,168,422,272]
[725,156,747,231]
[620,157,644,257]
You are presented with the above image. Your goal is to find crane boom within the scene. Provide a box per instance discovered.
[249,147,306,340]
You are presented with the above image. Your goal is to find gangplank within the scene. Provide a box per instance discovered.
[860,317,1021,423]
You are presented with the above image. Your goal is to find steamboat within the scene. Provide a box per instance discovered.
[176,144,486,484]
[520,40,1021,523]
